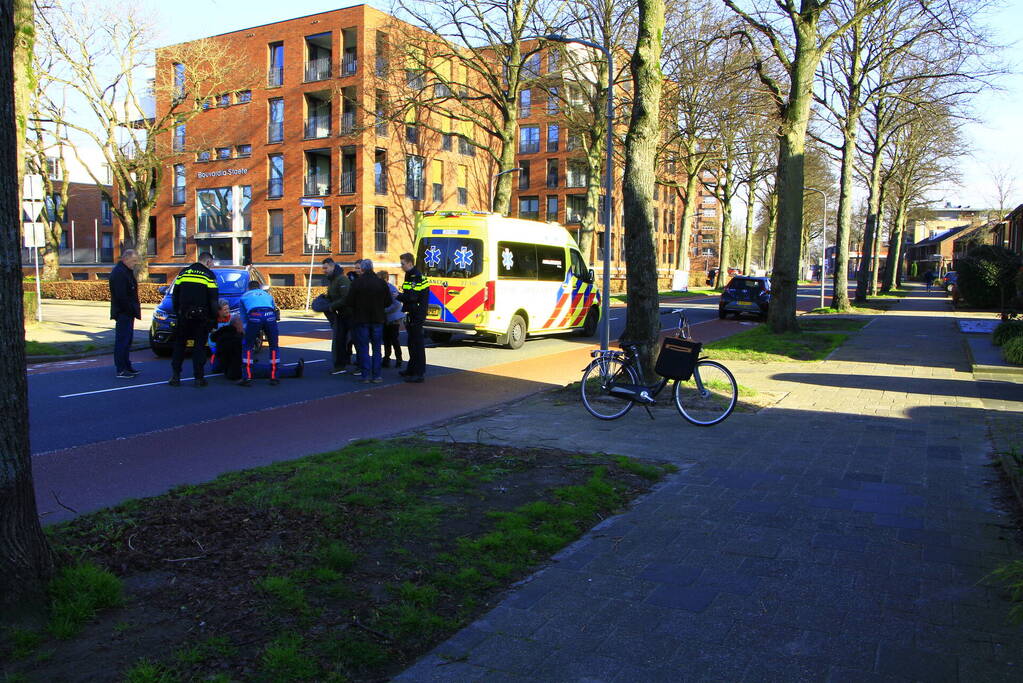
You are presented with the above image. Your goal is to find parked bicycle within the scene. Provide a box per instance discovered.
[579,308,737,426]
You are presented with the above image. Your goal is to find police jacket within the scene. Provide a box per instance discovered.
[397,267,430,324]
[109,261,140,320]
[172,262,219,321]
[345,270,391,324]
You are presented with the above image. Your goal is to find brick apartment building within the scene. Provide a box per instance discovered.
[143,4,717,287]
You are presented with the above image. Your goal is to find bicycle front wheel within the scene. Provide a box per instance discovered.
[580,356,638,420]
[674,360,737,426]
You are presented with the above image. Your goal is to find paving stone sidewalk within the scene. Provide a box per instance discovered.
[396,289,1023,682]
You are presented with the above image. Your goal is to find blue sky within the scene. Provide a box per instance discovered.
[153,0,1021,211]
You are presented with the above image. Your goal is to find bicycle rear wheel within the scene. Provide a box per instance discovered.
[580,356,638,420]
[674,360,737,426]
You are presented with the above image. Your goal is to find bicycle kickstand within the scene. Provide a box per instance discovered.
[643,404,655,420]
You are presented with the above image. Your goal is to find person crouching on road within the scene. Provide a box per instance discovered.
[170,252,219,387]
[378,270,404,369]
[345,258,391,383]
[210,311,304,382]
[109,248,141,379]
[239,280,281,386]
[397,252,429,383]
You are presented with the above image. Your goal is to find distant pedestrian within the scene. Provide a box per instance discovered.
[345,259,391,383]
[170,252,219,387]
[397,252,429,383]
[109,248,141,379]
[321,257,353,374]
[379,270,404,369]
[238,280,281,386]
[924,270,934,292]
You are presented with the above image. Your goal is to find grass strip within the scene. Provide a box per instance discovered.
[705,323,851,362]
[25,340,100,356]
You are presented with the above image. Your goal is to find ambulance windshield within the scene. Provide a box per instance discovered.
[417,237,484,279]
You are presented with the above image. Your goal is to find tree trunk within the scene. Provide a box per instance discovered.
[674,172,700,275]
[881,201,905,292]
[2,0,56,613]
[855,145,883,302]
[763,192,777,271]
[492,125,518,215]
[578,60,609,260]
[742,182,756,274]
[716,192,733,287]
[42,240,60,280]
[869,180,887,296]
[832,126,857,310]
[621,0,664,377]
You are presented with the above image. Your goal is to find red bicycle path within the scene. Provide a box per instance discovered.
[30,289,832,524]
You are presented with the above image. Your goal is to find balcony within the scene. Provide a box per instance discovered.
[305,57,331,82]
[304,178,330,196]
[342,50,357,76]
[339,170,356,195]
[340,231,356,253]
[305,116,331,139]
[341,111,355,135]
[375,56,388,77]
[267,67,283,88]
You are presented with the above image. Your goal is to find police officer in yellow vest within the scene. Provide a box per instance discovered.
[396,252,430,383]
[169,252,219,387]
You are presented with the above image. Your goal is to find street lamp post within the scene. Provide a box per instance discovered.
[806,187,828,309]
[490,167,522,214]
[545,34,614,351]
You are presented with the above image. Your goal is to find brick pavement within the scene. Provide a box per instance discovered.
[396,288,1023,682]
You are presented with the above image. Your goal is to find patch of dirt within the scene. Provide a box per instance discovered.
[2,441,664,682]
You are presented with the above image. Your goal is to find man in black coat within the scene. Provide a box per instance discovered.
[109,249,141,378]
[345,259,391,383]
[169,252,219,387]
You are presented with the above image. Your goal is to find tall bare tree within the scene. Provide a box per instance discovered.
[723,0,894,332]
[621,0,665,373]
[2,0,56,612]
[36,0,255,278]
[985,161,1017,222]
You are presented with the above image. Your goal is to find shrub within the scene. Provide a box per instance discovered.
[1004,335,1023,366]
[23,290,37,320]
[25,280,326,310]
[909,262,918,280]
[993,320,1023,347]
[955,246,1021,309]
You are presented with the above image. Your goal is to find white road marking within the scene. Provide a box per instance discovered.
[58,360,326,399]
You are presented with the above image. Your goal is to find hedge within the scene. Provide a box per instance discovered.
[1003,335,1023,366]
[993,320,1023,347]
[26,280,326,310]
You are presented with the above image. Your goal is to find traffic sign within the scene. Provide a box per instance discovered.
[307,206,319,225]
[300,198,324,208]
[23,174,43,201]
[23,222,46,248]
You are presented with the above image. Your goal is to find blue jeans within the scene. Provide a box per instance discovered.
[243,308,280,379]
[354,323,383,379]
[114,313,135,372]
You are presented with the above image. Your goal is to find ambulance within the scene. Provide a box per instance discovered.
[413,211,601,349]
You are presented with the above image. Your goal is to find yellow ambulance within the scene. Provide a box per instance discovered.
[413,211,601,349]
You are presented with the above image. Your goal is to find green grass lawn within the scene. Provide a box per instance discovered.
[25,340,100,356]
[705,318,867,362]
[612,288,719,303]
[3,438,672,682]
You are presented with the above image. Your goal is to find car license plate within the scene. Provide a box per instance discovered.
[738,301,752,306]
[428,305,441,318]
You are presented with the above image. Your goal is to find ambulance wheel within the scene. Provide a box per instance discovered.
[580,306,599,337]
[429,331,453,344]
[506,315,527,350]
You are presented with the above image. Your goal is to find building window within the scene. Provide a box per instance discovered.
[268,154,284,198]
[374,149,387,195]
[267,209,283,254]
[270,274,295,287]
[196,150,211,162]
[45,156,62,181]
[173,215,187,255]
[546,196,558,222]
[457,165,468,206]
[567,132,581,151]
[216,147,232,160]
[547,124,559,152]
[173,122,186,153]
[304,149,331,196]
[567,195,586,223]
[237,90,252,103]
[567,161,588,188]
[217,93,230,108]
[405,124,419,145]
[458,135,475,156]
[548,50,560,72]
[519,125,539,154]
[172,164,185,204]
[236,144,252,158]
[375,90,388,137]
[442,132,453,151]
[547,87,559,115]
[197,186,250,233]
[268,98,284,143]
[340,146,356,194]
[406,69,424,90]
[405,155,425,200]
[546,159,558,188]
[101,197,113,225]
[340,88,356,135]
[341,28,358,75]
[518,160,530,190]
[268,42,284,87]
[305,92,331,139]
[519,88,531,118]
[305,32,332,82]
[519,196,539,220]
[374,207,387,252]
[173,62,186,98]
[524,54,541,78]
[340,206,356,253]
[375,31,389,77]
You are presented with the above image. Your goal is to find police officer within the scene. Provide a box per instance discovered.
[170,252,219,387]
[397,252,429,383]
[238,280,281,386]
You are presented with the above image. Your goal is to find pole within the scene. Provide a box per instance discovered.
[94,218,99,263]
[306,246,316,311]
[600,53,613,351]
[33,243,42,322]
[70,219,75,263]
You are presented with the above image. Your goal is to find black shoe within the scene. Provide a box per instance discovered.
[403,376,424,384]
[382,358,391,368]
[295,359,305,378]
[237,378,252,387]
[269,378,280,386]
[116,371,135,379]
[398,370,410,377]
[331,366,349,375]
[169,375,180,387]
[395,361,403,370]
[127,368,140,376]
[196,377,208,387]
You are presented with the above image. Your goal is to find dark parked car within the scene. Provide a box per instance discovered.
[149,267,271,356]
[719,276,771,320]
[942,271,957,294]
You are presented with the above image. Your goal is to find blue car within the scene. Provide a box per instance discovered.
[718,276,771,320]
[149,267,271,356]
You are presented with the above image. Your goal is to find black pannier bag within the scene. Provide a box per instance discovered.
[655,336,702,381]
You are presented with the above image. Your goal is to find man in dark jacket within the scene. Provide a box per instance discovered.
[321,257,353,374]
[169,252,219,386]
[397,252,430,383]
[345,258,391,383]
[109,249,141,378]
